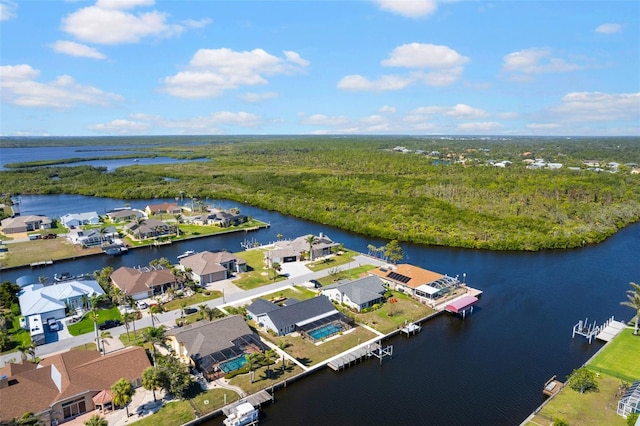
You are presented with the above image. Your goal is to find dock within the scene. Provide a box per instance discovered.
[400,322,421,336]
[595,317,626,342]
[328,342,381,371]
[30,260,53,268]
[542,375,563,397]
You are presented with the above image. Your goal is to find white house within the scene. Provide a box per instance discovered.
[60,212,100,228]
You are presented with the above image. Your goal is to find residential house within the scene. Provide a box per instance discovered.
[1,215,52,234]
[105,208,145,223]
[0,346,151,425]
[321,275,387,312]
[67,227,117,247]
[18,279,105,325]
[125,219,174,240]
[264,233,340,266]
[165,316,266,379]
[369,264,461,304]
[617,381,640,418]
[110,265,175,300]
[60,212,100,228]
[179,251,247,285]
[246,295,340,336]
[144,203,182,217]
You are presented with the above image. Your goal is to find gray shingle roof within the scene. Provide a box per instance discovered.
[266,296,336,331]
[323,275,386,306]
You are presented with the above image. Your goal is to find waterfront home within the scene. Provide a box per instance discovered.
[179,250,247,285]
[264,233,340,266]
[60,212,100,228]
[617,381,640,419]
[369,264,461,304]
[124,219,174,240]
[105,208,145,222]
[166,315,267,380]
[110,265,175,300]
[18,279,105,321]
[321,276,387,312]
[144,202,182,216]
[1,215,52,234]
[67,227,117,247]
[246,295,342,336]
[0,346,150,425]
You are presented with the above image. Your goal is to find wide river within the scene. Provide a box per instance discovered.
[1,194,638,425]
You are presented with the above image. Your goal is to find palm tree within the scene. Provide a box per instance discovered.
[99,331,111,355]
[111,378,134,417]
[204,307,216,322]
[142,366,165,402]
[179,301,187,321]
[148,304,163,327]
[197,304,208,320]
[245,352,262,384]
[263,349,277,379]
[173,214,182,236]
[134,216,145,240]
[89,294,105,353]
[16,342,35,362]
[621,282,640,335]
[305,235,318,261]
[278,340,289,371]
[271,262,281,280]
[144,326,166,366]
[122,311,133,342]
[84,414,108,426]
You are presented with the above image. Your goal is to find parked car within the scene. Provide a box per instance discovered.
[137,302,148,309]
[98,319,122,330]
[184,307,197,315]
[47,318,59,331]
[310,279,322,288]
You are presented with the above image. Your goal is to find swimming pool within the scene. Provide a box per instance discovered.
[219,356,247,373]
[308,323,343,341]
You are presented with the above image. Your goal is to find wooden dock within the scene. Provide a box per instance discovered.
[543,375,563,397]
[400,322,421,336]
[596,318,626,342]
[328,342,380,371]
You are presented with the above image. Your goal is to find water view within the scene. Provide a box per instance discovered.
[1,194,638,425]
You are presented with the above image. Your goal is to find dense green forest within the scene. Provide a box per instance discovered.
[1,136,639,251]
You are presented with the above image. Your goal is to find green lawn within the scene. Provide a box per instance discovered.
[233,248,288,290]
[118,327,151,347]
[532,374,626,426]
[254,286,318,302]
[0,316,32,355]
[353,291,437,334]
[304,250,360,272]
[588,328,640,382]
[67,307,122,336]
[162,290,222,312]
[131,400,194,426]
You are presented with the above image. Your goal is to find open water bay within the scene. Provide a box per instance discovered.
[1,195,639,425]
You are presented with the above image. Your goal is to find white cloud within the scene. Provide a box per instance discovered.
[379,105,396,114]
[89,119,151,133]
[502,48,583,79]
[0,0,17,21]
[527,123,561,130]
[163,48,309,98]
[299,113,351,126]
[50,40,106,59]
[404,104,488,121]
[382,43,469,69]
[240,92,278,102]
[550,91,640,122]
[595,23,622,34]
[337,74,413,91]
[182,18,212,29]
[0,64,123,109]
[375,0,438,18]
[457,122,504,131]
[62,0,200,44]
[339,43,467,91]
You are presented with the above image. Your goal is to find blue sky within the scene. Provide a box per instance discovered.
[1,0,638,136]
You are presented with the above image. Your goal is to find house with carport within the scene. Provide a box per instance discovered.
[144,203,182,216]
[321,275,387,312]
[165,316,267,380]
[0,346,150,425]
[179,251,247,285]
[110,265,175,300]
[105,208,145,223]
[125,219,174,240]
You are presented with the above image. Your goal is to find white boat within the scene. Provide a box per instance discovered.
[223,401,259,426]
[177,250,196,259]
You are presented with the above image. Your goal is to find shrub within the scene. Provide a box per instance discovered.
[628,413,639,426]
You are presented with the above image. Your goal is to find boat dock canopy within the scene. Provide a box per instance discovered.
[445,295,478,314]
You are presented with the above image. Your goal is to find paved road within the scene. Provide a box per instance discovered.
[1,254,386,366]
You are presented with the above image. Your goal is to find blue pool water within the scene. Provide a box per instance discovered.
[308,323,343,341]
[219,356,247,373]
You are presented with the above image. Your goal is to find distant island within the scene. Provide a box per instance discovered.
[1,135,639,251]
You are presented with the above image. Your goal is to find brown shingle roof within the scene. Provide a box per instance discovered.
[0,346,151,422]
[110,266,175,296]
[369,264,445,289]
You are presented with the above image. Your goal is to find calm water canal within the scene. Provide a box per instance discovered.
[2,195,639,425]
